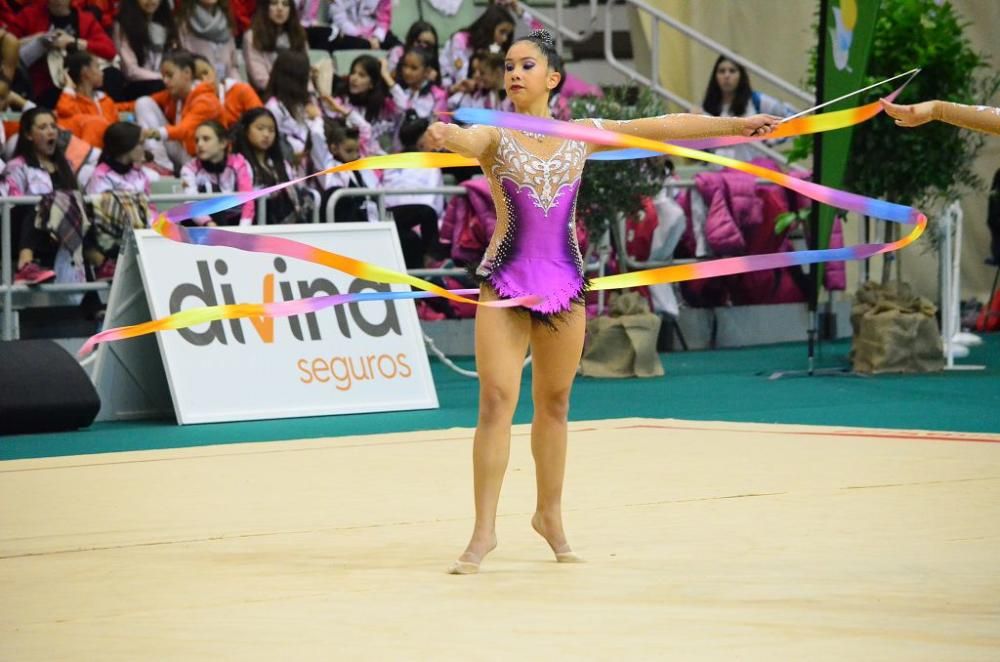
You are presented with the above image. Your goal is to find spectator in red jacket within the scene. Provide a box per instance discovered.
[229,0,255,39]
[7,0,118,108]
[72,0,119,32]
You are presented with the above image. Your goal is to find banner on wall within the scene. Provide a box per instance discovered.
[818,0,882,263]
[94,224,438,425]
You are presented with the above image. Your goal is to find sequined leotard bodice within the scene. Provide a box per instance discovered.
[474,127,590,316]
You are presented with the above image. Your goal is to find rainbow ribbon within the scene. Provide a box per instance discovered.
[80,88,925,356]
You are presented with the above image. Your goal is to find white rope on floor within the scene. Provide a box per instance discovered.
[423,333,531,378]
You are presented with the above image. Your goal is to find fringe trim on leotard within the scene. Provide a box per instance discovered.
[467,263,590,330]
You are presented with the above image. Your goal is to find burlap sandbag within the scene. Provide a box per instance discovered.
[579,292,664,378]
[850,281,944,374]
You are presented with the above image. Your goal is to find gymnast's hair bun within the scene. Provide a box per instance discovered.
[529,29,556,49]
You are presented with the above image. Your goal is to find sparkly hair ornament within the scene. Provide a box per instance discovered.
[528,29,555,49]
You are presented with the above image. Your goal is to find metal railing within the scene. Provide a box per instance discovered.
[3,173,798,339]
[603,0,812,165]
[523,0,599,54]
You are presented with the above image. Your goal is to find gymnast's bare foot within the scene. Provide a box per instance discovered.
[532,511,584,563]
[447,532,497,574]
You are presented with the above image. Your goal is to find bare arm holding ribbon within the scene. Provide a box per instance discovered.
[576,113,780,153]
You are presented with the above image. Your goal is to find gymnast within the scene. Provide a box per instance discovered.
[425,29,780,574]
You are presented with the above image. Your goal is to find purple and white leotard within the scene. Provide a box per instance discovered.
[474,126,590,319]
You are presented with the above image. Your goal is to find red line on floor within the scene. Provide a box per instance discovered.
[615,423,1000,444]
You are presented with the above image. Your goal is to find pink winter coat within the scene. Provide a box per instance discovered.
[439,177,496,265]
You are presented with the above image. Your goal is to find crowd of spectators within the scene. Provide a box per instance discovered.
[0,0,799,317]
[1,0,568,287]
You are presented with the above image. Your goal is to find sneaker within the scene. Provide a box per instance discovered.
[14,262,56,285]
[94,258,117,281]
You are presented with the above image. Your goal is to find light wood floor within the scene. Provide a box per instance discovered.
[2,418,998,660]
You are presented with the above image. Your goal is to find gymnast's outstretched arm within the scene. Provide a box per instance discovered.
[881,99,1000,135]
[577,113,780,153]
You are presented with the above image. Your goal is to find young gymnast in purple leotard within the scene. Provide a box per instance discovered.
[425,30,779,574]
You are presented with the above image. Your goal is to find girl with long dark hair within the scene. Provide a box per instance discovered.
[439,4,515,92]
[699,55,795,161]
[114,0,180,99]
[243,0,309,93]
[263,49,334,174]
[6,107,78,283]
[330,53,394,155]
[231,107,313,224]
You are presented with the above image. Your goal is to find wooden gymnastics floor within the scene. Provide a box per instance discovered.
[2,417,998,660]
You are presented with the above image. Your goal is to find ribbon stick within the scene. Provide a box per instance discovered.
[80,78,926,356]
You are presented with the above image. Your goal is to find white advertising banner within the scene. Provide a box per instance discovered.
[132,224,438,424]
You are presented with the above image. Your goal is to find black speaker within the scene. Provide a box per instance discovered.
[0,340,101,436]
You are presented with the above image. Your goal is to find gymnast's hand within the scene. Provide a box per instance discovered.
[743,114,781,137]
[880,98,935,127]
[425,122,449,151]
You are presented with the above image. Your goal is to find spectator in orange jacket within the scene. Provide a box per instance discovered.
[55,51,135,148]
[134,49,222,173]
[192,53,262,128]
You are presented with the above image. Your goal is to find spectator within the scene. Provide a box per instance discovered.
[86,121,150,196]
[327,0,399,51]
[135,50,223,173]
[72,0,119,33]
[699,55,795,162]
[179,119,254,226]
[243,0,309,94]
[232,106,313,224]
[85,121,151,279]
[229,0,254,38]
[8,0,118,108]
[113,0,180,100]
[262,49,332,174]
[192,53,262,128]
[439,3,515,92]
[386,20,439,80]
[318,118,378,223]
[388,46,446,124]
[382,114,443,268]
[6,107,76,284]
[296,0,334,51]
[55,51,135,149]
[330,53,393,154]
[447,50,505,112]
[175,0,240,83]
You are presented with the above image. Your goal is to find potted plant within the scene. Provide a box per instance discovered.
[791,0,1000,282]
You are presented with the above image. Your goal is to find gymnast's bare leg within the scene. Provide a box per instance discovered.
[529,304,586,562]
[448,285,531,574]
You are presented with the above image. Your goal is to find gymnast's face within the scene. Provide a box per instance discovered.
[504,41,560,107]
